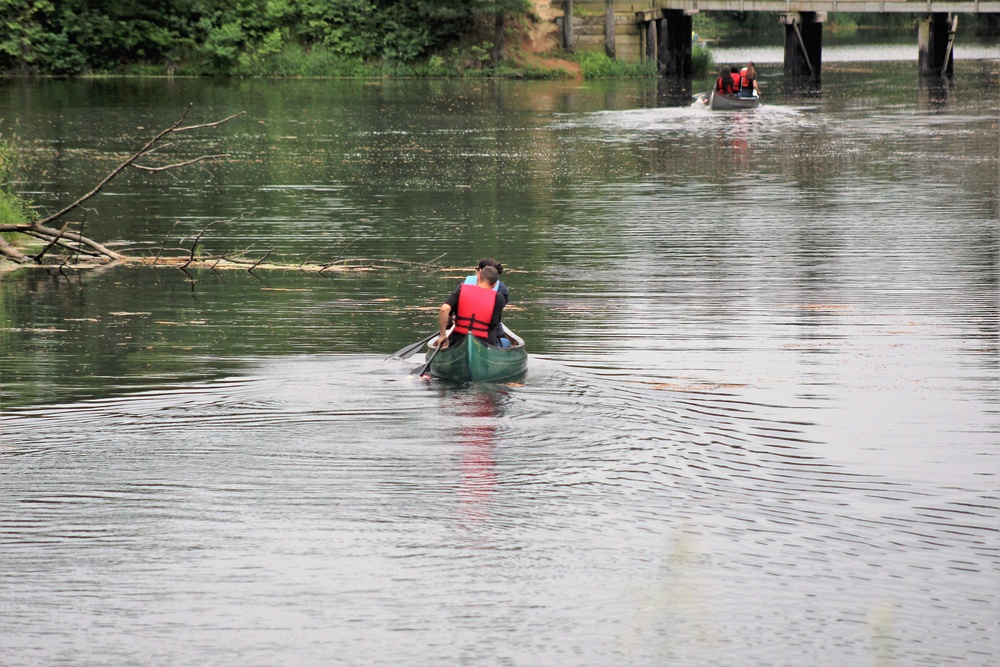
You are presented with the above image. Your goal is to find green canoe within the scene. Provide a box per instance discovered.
[425,326,527,382]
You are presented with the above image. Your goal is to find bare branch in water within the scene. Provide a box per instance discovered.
[132,154,229,172]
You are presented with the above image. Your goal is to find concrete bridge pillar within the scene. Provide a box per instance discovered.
[781,11,825,88]
[918,13,957,76]
[657,9,693,77]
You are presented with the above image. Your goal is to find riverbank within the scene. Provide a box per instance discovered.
[13,1,995,80]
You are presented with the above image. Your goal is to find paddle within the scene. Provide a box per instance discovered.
[412,325,456,378]
[413,335,446,378]
[385,332,437,361]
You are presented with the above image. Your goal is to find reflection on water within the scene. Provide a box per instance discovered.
[454,388,505,528]
[1,63,998,665]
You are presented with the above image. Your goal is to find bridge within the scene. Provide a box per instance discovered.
[558,1,1000,86]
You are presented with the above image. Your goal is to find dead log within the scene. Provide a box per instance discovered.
[1,105,244,266]
[0,235,30,263]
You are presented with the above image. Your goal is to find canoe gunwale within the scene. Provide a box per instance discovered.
[708,90,761,110]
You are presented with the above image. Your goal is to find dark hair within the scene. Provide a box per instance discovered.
[476,257,503,275]
[731,65,739,73]
[479,265,500,285]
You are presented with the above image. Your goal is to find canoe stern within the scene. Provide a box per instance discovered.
[426,333,527,383]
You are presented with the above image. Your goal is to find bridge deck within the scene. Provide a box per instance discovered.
[649,1,1000,12]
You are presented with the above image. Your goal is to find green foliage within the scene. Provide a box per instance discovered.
[0,0,503,75]
[828,16,860,35]
[470,42,493,65]
[0,0,53,72]
[0,191,30,228]
[0,135,35,228]
[693,12,783,41]
[240,43,369,77]
[575,52,657,79]
[691,43,712,76]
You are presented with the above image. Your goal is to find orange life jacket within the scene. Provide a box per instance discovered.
[454,284,497,339]
[715,76,734,94]
[740,68,751,90]
[731,72,740,88]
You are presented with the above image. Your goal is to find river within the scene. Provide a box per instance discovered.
[1,55,998,665]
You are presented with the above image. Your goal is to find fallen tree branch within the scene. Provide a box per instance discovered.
[19,228,102,256]
[0,105,247,266]
[299,240,338,267]
[33,107,243,230]
[248,248,274,273]
[153,221,181,267]
[35,104,197,229]
[0,107,452,276]
[334,256,448,269]
[20,222,123,260]
[32,218,74,263]
[132,154,229,172]
[0,236,30,263]
[173,112,246,134]
[181,213,245,269]
[319,237,362,271]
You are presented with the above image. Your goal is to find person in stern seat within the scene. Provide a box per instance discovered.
[739,62,760,98]
[715,66,736,95]
[438,265,506,350]
[461,258,511,347]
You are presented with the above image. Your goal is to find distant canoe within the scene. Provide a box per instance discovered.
[709,91,760,110]
[425,326,527,383]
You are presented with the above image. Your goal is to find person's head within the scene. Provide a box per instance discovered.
[476,257,503,275]
[746,62,756,77]
[719,66,730,79]
[477,265,499,287]
[731,65,739,73]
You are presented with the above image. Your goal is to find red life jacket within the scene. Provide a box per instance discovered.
[454,284,497,339]
[715,76,733,94]
[740,68,751,90]
[731,72,741,88]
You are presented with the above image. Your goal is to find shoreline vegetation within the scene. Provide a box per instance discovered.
[2,2,994,81]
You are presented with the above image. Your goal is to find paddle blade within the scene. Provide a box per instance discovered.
[411,339,444,378]
[385,332,436,361]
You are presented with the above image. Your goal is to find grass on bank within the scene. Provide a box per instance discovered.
[0,136,35,237]
[569,43,711,79]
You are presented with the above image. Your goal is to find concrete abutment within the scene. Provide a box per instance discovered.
[550,1,997,87]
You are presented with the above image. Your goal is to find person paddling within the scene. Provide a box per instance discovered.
[461,258,510,347]
[739,62,760,98]
[438,265,506,350]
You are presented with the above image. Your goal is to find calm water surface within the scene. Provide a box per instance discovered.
[1,58,998,665]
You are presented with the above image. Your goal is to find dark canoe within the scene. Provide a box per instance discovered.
[709,91,761,110]
[425,327,527,382]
